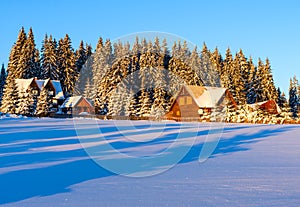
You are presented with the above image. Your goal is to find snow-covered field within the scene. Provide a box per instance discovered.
[0,117,300,207]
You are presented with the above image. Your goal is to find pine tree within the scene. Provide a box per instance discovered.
[41,35,59,79]
[75,41,87,74]
[0,79,19,114]
[221,48,233,90]
[16,88,35,116]
[0,64,7,106]
[5,27,27,81]
[35,87,51,117]
[246,57,258,104]
[277,87,285,108]
[57,34,77,97]
[289,78,298,118]
[23,28,40,78]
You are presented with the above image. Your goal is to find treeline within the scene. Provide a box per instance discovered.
[77,36,280,117]
[1,27,299,120]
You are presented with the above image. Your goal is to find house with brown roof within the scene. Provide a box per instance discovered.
[247,100,281,114]
[165,85,237,121]
[60,96,94,115]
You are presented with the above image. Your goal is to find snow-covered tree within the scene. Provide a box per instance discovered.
[75,41,87,74]
[289,78,298,118]
[0,64,7,106]
[57,34,77,97]
[41,35,59,79]
[0,79,19,114]
[35,87,52,117]
[16,88,35,116]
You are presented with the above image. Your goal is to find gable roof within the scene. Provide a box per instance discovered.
[173,85,228,108]
[36,79,64,100]
[61,96,93,108]
[248,100,281,114]
[36,79,50,90]
[15,78,35,92]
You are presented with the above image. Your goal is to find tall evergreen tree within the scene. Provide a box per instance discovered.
[16,88,35,116]
[35,87,51,117]
[75,40,87,74]
[6,27,27,81]
[289,78,298,118]
[41,35,59,79]
[0,79,19,114]
[57,34,77,97]
[0,64,7,106]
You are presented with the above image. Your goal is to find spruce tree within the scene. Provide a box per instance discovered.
[246,57,258,104]
[57,34,77,97]
[5,27,27,83]
[0,79,19,114]
[35,87,51,117]
[0,64,7,106]
[41,35,59,79]
[16,88,35,116]
[75,40,87,74]
[289,78,298,118]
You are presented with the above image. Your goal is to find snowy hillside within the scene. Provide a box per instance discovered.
[0,118,300,206]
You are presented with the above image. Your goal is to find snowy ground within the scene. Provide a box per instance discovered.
[0,117,300,207]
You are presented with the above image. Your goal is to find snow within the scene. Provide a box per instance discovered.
[0,118,300,206]
[194,87,226,108]
[51,80,64,100]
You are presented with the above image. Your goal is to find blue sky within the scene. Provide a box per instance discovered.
[1,0,300,94]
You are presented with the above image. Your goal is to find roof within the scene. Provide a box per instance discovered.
[36,79,50,90]
[183,85,227,108]
[248,100,281,114]
[61,96,85,108]
[36,79,64,99]
[51,80,64,99]
[15,78,35,92]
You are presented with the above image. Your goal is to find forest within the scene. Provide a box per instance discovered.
[0,27,300,123]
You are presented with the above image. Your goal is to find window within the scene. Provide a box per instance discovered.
[186,97,192,105]
[48,91,54,96]
[176,110,180,116]
[179,97,185,106]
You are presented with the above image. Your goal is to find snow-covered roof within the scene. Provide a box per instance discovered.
[36,79,50,90]
[248,100,281,114]
[184,85,227,108]
[36,79,64,99]
[51,80,64,99]
[61,96,83,108]
[15,78,35,92]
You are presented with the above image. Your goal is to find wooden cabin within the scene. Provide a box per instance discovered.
[36,79,65,108]
[60,96,94,115]
[247,100,281,114]
[165,85,236,121]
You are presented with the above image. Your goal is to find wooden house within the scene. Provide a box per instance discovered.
[35,79,65,107]
[165,85,236,121]
[247,100,281,114]
[60,96,94,115]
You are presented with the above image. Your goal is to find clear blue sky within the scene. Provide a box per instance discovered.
[1,0,300,94]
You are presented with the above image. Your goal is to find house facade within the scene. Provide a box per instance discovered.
[16,78,65,111]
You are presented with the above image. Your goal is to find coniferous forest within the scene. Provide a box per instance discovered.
[1,27,300,124]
